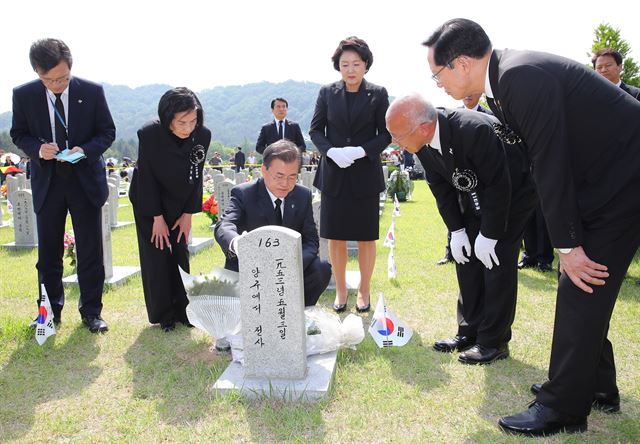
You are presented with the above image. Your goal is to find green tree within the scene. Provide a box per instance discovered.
[590,23,640,87]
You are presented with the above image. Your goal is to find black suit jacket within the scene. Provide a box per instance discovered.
[10,77,115,213]
[487,49,640,247]
[417,108,536,240]
[129,121,211,226]
[255,119,306,154]
[620,81,640,101]
[214,179,319,272]
[309,79,391,198]
[234,151,246,167]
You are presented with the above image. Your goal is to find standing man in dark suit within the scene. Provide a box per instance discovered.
[424,18,640,436]
[11,38,115,332]
[233,147,245,172]
[255,97,307,154]
[592,48,640,100]
[387,93,536,364]
[215,140,331,307]
[436,92,493,266]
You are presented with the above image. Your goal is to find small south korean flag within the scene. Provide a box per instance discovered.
[387,247,397,280]
[393,194,401,217]
[35,284,56,345]
[383,219,395,248]
[368,293,412,348]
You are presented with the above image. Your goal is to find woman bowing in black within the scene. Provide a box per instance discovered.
[309,37,391,313]
[130,87,210,331]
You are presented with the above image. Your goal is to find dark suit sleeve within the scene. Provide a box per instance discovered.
[361,87,392,157]
[467,124,511,239]
[419,151,464,232]
[309,87,333,155]
[10,88,42,161]
[501,66,581,247]
[214,186,245,259]
[134,128,164,217]
[79,85,116,161]
[300,189,319,269]
[256,125,267,154]
[293,123,306,150]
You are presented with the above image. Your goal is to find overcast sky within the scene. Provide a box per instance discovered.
[2,0,639,113]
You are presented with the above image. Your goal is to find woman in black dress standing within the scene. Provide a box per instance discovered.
[309,37,391,313]
[130,87,210,331]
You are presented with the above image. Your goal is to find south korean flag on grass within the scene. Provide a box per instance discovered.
[35,284,56,345]
[383,217,395,248]
[393,194,401,217]
[368,293,412,348]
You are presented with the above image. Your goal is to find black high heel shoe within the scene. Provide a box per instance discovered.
[356,303,370,313]
[333,303,347,313]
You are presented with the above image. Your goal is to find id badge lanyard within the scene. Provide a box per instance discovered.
[48,93,69,150]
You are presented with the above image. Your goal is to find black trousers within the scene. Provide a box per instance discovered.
[303,256,332,307]
[455,216,527,347]
[133,209,190,324]
[522,203,554,264]
[537,180,640,417]
[36,171,104,317]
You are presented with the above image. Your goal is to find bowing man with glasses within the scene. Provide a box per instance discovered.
[11,38,115,333]
[215,140,331,307]
[129,87,211,332]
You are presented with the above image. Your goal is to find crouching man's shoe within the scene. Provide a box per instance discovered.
[82,316,108,333]
[499,402,587,436]
[458,343,509,365]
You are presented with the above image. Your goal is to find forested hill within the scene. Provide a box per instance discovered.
[0,79,323,147]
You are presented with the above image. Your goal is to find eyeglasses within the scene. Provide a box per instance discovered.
[391,123,425,145]
[39,73,70,86]
[268,171,298,184]
[431,57,456,83]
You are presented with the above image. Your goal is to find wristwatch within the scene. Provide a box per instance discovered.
[557,248,573,254]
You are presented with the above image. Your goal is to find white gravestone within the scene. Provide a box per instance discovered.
[0,199,6,227]
[63,202,140,286]
[312,200,329,262]
[223,168,235,182]
[187,225,214,255]
[107,183,133,229]
[382,165,390,182]
[237,226,307,379]
[212,173,225,189]
[24,178,31,190]
[16,173,26,190]
[252,169,262,180]
[6,175,19,204]
[215,180,234,218]
[235,171,247,184]
[3,189,38,248]
[300,170,314,191]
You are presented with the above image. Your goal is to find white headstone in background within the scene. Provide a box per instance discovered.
[212,174,225,188]
[102,202,113,280]
[312,200,328,262]
[215,180,234,217]
[11,190,38,246]
[108,183,118,227]
[300,170,314,190]
[6,175,19,204]
[382,165,390,182]
[252,169,262,180]
[24,178,31,190]
[235,171,247,184]
[16,173,26,190]
[223,168,235,182]
[237,226,307,379]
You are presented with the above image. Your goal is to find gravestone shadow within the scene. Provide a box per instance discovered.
[0,325,101,440]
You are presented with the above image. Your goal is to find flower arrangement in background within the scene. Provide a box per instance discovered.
[202,194,219,224]
[63,231,77,268]
[0,184,7,198]
[203,178,215,195]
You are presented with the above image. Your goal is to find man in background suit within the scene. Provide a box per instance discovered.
[386,93,535,365]
[592,48,640,100]
[233,147,245,172]
[215,140,331,307]
[436,93,493,266]
[11,38,115,333]
[424,18,640,436]
[255,97,306,154]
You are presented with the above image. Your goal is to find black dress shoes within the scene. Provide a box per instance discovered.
[537,262,553,272]
[530,383,620,413]
[160,321,176,332]
[458,343,509,364]
[498,401,587,436]
[433,335,476,353]
[82,316,109,333]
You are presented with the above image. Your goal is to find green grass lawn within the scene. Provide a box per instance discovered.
[1,182,639,443]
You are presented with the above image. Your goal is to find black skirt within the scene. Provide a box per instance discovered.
[320,191,379,240]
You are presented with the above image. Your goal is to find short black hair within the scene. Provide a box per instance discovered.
[332,36,373,72]
[263,140,301,169]
[271,97,288,109]
[423,18,491,66]
[592,48,623,68]
[29,38,73,73]
[157,87,204,130]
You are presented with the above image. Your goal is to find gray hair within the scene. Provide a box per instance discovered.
[386,93,437,127]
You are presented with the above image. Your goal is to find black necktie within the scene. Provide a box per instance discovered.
[54,93,72,178]
[278,120,284,139]
[274,198,283,225]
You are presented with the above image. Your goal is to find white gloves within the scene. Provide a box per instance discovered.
[474,232,500,269]
[326,146,365,168]
[229,231,248,256]
[450,228,472,264]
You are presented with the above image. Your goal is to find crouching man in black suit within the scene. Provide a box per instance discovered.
[386,93,536,365]
[215,140,331,307]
